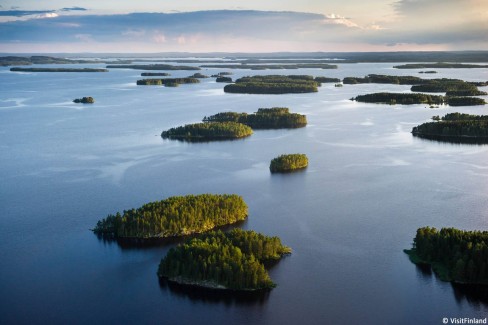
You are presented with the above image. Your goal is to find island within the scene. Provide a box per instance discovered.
[10,67,108,72]
[404,227,488,285]
[161,122,253,141]
[314,77,341,83]
[189,72,209,78]
[270,154,308,173]
[73,97,95,104]
[419,71,437,74]
[224,75,320,94]
[410,78,487,95]
[141,72,170,76]
[352,92,444,105]
[136,78,200,86]
[203,107,307,129]
[216,76,233,83]
[342,74,424,85]
[106,64,200,70]
[1,55,131,66]
[93,194,248,238]
[211,72,233,77]
[200,63,338,70]
[158,229,291,290]
[394,63,488,69]
[412,113,488,143]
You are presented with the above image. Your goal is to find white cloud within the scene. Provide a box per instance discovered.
[152,31,166,43]
[323,14,361,28]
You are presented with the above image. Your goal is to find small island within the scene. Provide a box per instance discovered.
[189,72,209,78]
[203,107,307,129]
[10,67,108,72]
[161,122,253,141]
[136,78,200,86]
[419,71,437,74]
[224,75,320,94]
[412,113,488,143]
[216,76,233,83]
[73,97,95,104]
[141,72,170,76]
[270,154,308,173]
[158,229,291,290]
[211,72,233,77]
[93,194,248,239]
[404,227,488,285]
[314,77,341,83]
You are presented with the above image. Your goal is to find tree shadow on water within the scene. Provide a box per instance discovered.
[158,277,271,306]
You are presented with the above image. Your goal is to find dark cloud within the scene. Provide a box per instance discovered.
[61,7,87,12]
[0,10,56,17]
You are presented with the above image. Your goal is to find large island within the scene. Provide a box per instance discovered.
[203,107,307,129]
[158,229,291,290]
[412,113,488,143]
[224,75,320,94]
[93,194,248,238]
[405,227,488,285]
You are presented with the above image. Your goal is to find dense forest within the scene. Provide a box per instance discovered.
[270,154,309,173]
[314,77,341,83]
[93,194,248,238]
[353,92,444,105]
[107,64,200,70]
[405,227,488,284]
[203,107,307,129]
[10,67,108,72]
[211,72,233,77]
[0,55,131,66]
[136,78,200,86]
[412,113,488,142]
[447,97,486,106]
[73,97,95,104]
[161,122,253,141]
[158,229,291,290]
[394,63,488,69]
[189,73,209,78]
[224,75,320,94]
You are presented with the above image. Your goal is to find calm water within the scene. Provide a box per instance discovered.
[1,61,488,324]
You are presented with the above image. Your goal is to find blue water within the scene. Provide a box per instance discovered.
[1,61,488,324]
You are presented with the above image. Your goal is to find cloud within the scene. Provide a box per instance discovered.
[61,7,87,12]
[0,10,56,17]
[0,9,486,52]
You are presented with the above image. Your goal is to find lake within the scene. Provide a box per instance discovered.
[1,60,488,324]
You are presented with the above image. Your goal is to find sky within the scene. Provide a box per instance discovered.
[0,0,487,53]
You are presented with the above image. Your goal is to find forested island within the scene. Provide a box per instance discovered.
[410,78,487,95]
[158,229,291,290]
[216,76,233,83]
[314,77,341,83]
[270,154,308,173]
[136,78,200,86]
[93,194,248,238]
[352,92,485,106]
[141,72,170,76]
[161,122,253,141]
[211,72,233,77]
[73,97,95,104]
[189,73,209,78]
[200,63,337,69]
[0,55,131,66]
[353,92,444,105]
[10,67,108,72]
[412,113,488,143]
[343,74,424,85]
[394,63,488,69]
[224,75,319,94]
[107,64,200,70]
[404,227,488,285]
[203,107,307,129]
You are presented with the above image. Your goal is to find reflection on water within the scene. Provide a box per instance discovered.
[158,278,271,306]
[451,283,488,307]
